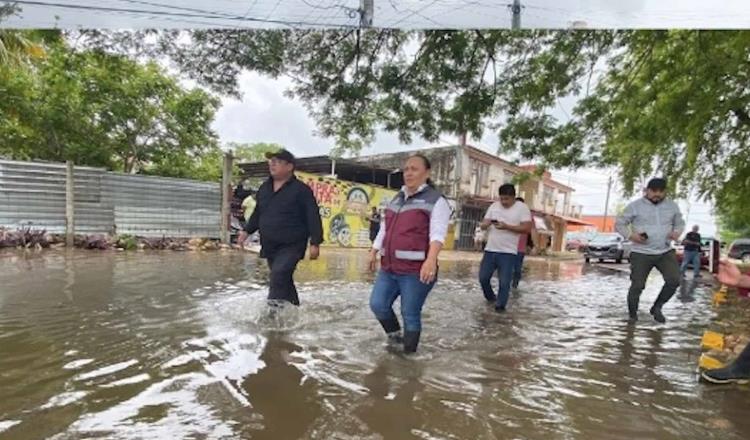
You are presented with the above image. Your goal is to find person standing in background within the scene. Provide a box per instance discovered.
[680,225,702,278]
[474,225,486,251]
[366,206,381,244]
[615,178,685,324]
[512,197,530,289]
[241,189,257,224]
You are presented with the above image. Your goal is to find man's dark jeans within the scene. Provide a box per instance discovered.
[479,251,516,308]
[266,244,306,306]
[628,250,681,316]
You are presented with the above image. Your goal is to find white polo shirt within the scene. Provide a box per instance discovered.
[483,201,532,254]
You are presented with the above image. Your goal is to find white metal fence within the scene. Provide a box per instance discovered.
[0,159,222,238]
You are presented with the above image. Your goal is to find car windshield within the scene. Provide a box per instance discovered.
[590,234,620,244]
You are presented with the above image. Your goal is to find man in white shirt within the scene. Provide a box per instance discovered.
[479,184,532,312]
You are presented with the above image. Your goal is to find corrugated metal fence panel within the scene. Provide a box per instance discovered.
[103,173,221,238]
[0,159,221,238]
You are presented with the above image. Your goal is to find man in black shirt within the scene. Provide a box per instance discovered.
[367,206,381,243]
[238,149,324,306]
[681,225,702,278]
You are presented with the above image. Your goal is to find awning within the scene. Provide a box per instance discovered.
[558,215,595,226]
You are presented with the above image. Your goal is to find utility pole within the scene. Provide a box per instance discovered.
[65,161,75,247]
[602,175,613,232]
[510,0,522,30]
[220,151,233,245]
[360,0,374,27]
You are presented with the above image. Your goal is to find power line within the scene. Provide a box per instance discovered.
[10,0,359,28]
[388,0,441,28]
[301,0,350,11]
[113,0,244,19]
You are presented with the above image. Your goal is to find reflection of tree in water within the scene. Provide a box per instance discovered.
[240,334,321,440]
[357,360,426,439]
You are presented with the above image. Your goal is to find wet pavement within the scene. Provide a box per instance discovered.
[1,249,749,440]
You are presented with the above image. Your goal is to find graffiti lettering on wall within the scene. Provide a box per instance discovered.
[297,172,396,248]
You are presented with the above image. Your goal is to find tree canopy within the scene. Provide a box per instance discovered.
[5,27,749,230]
[154,30,747,196]
[0,32,220,180]
[144,29,746,231]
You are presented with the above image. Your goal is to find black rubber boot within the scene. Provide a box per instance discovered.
[403,331,421,354]
[378,318,401,334]
[378,318,403,343]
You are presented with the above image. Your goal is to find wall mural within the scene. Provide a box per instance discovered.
[297,172,396,248]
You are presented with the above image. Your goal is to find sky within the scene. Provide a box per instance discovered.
[2,0,726,234]
[3,0,750,29]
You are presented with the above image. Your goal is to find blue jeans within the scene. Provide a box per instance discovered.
[513,252,525,287]
[680,250,701,276]
[479,251,516,308]
[369,270,436,332]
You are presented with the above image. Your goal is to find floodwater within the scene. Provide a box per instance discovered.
[0,249,748,440]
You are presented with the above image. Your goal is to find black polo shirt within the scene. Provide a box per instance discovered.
[244,175,323,252]
[684,231,702,252]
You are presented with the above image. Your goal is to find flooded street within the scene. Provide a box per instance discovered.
[1,250,749,440]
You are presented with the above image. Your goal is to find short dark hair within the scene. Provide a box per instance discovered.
[515,197,525,203]
[647,178,667,190]
[498,184,516,197]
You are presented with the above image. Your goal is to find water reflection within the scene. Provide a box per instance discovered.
[241,334,321,440]
[1,250,749,439]
[359,359,426,439]
[679,279,699,303]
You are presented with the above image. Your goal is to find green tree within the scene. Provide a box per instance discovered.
[144,29,747,228]
[0,39,220,178]
[228,141,283,163]
[0,5,48,66]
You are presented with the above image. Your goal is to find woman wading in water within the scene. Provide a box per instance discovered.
[368,154,451,353]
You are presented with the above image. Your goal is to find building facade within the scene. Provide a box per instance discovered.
[352,145,589,252]
[238,144,590,252]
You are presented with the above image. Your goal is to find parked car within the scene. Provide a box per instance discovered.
[565,232,589,252]
[584,233,632,264]
[728,239,750,263]
[675,236,716,269]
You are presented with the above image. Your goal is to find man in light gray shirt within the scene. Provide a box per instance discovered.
[615,178,685,324]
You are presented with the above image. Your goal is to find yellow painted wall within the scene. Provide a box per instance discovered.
[298,172,396,248]
[298,171,456,250]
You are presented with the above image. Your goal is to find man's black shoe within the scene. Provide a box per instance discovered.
[701,364,750,384]
[649,306,666,324]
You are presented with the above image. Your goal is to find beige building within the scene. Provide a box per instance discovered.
[239,144,590,251]
[353,145,589,252]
